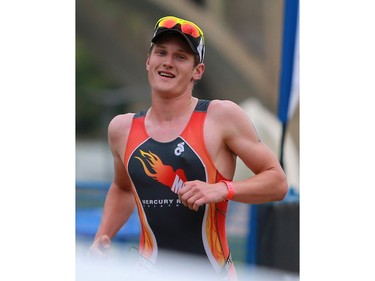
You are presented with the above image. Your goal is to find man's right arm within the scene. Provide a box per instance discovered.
[88,114,136,256]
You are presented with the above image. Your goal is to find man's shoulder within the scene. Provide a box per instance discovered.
[108,113,135,142]
[109,113,135,128]
[207,99,242,116]
[206,100,252,134]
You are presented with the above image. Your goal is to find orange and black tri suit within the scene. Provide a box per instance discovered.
[124,100,236,279]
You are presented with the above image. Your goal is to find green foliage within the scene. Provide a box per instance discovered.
[76,38,117,137]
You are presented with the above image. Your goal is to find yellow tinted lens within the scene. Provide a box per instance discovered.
[180,22,201,38]
[158,17,179,29]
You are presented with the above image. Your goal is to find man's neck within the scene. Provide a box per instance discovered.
[149,93,198,122]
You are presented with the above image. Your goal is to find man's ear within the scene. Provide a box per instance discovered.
[193,63,205,80]
[146,55,150,71]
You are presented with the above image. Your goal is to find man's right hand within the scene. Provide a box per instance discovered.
[87,234,112,258]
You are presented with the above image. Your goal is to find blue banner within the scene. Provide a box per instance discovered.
[278,0,299,124]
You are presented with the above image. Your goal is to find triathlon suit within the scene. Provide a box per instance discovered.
[124,100,237,279]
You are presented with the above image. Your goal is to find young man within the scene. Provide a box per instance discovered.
[88,16,288,280]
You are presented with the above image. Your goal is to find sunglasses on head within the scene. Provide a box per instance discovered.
[155,16,204,40]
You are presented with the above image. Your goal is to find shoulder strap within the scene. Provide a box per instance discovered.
[134,110,147,118]
[195,99,211,112]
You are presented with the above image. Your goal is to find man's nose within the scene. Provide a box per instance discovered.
[162,55,173,67]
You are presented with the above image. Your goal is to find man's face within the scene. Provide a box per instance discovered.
[146,34,204,97]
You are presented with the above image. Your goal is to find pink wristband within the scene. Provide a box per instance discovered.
[221,180,234,200]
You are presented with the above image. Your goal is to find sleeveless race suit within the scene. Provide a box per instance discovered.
[124,100,236,279]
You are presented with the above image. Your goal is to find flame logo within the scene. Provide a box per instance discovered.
[135,150,187,191]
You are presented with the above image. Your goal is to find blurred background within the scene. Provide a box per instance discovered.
[76,0,299,280]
